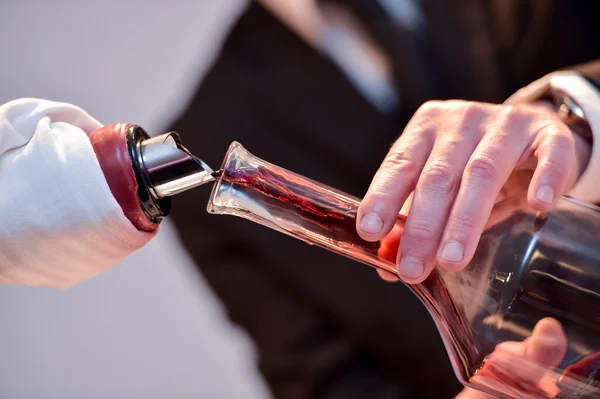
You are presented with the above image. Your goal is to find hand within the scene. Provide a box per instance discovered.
[456,318,567,399]
[357,100,592,283]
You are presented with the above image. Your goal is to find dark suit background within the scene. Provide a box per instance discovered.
[166,1,600,398]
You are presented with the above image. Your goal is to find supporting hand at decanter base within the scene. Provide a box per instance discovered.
[357,100,592,283]
[456,318,567,399]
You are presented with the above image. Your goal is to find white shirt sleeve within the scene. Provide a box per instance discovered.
[505,71,600,204]
[0,98,155,289]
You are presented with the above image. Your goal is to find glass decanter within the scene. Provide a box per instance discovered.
[205,141,600,399]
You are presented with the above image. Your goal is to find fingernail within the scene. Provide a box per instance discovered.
[360,213,384,234]
[440,241,464,262]
[398,256,424,279]
[536,185,554,204]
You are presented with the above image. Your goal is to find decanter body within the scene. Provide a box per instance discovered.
[207,142,600,399]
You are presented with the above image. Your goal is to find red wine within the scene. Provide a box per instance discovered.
[221,166,482,369]
[222,166,380,252]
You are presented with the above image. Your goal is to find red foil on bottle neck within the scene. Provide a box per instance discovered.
[89,122,158,233]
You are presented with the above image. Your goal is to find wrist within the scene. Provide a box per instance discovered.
[531,96,593,183]
[505,71,600,203]
[546,91,593,144]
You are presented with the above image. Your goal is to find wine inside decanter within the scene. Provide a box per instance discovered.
[207,142,600,399]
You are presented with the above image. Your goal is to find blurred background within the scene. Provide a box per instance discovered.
[1,1,599,398]
[0,2,271,398]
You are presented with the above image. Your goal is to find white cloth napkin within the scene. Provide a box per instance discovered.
[0,98,155,289]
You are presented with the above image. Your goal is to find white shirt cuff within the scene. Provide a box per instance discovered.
[505,71,600,204]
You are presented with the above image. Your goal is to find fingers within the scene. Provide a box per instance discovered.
[525,317,567,368]
[490,318,567,382]
[437,112,529,271]
[377,269,399,282]
[376,221,403,282]
[365,101,581,284]
[399,191,415,217]
[473,318,566,398]
[454,387,496,399]
[397,133,478,282]
[357,114,434,242]
[528,125,577,212]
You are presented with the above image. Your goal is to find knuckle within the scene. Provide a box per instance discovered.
[442,137,464,149]
[420,162,456,192]
[382,151,419,185]
[499,105,528,130]
[540,157,570,181]
[415,100,446,117]
[502,104,530,120]
[538,130,576,180]
[404,119,435,139]
[467,154,499,183]
[449,209,477,232]
[406,219,437,242]
[417,100,440,112]
[461,101,487,121]
[547,129,575,150]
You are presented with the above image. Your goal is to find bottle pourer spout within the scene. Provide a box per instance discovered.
[139,132,215,198]
[124,126,217,223]
[136,132,216,198]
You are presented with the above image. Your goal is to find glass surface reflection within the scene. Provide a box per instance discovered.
[207,142,600,399]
